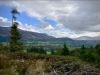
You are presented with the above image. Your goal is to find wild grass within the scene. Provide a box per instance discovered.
[0,52,82,75]
[27,60,45,75]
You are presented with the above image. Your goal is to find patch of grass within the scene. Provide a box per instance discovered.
[0,54,11,69]
[47,51,51,55]
[96,63,100,69]
[27,60,45,75]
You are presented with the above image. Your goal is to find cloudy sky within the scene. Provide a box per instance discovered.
[0,0,100,38]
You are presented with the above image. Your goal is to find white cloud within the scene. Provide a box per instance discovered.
[0,16,38,32]
[0,16,11,27]
[1,16,100,38]
[17,21,38,32]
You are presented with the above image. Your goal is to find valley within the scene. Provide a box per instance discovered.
[0,26,100,50]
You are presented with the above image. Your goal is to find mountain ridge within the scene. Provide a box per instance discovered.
[1,26,100,48]
[74,36,100,40]
[0,26,73,42]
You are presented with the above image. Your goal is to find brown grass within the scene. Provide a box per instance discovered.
[0,53,78,75]
[27,60,45,75]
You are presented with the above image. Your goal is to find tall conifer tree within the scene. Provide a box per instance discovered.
[10,7,23,52]
[61,43,69,55]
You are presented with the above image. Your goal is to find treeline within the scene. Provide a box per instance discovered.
[27,46,46,54]
[52,43,69,55]
[0,44,9,53]
[49,43,100,65]
[0,42,100,65]
[71,44,100,63]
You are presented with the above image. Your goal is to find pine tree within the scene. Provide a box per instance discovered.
[81,44,85,50]
[61,43,69,56]
[56,47,62,55]
[10,7,23,52]
[51,50,55,55]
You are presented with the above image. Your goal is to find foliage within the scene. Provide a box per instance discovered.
[9,7,23,52]
[11,7,20,21]
[82,50,96,62]
[81,44,86,50]
[51,50,55,55]
[95,44,100,55]
[27,46,46,54]
[71,44,100,64]
[10,22,23,52]
[56,47,62,55]
[61,43,69,56]
[0,44,8,53]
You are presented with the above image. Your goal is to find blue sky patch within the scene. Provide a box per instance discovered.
[0,5,12,21]
[0,5,41,27]
[43,17,57,27]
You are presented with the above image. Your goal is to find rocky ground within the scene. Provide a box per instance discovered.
[33,62,100,75]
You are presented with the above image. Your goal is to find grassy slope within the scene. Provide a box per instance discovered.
[0,53,100,75]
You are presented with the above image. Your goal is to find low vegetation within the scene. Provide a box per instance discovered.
[0,43,100,75]
[0,52,100,75]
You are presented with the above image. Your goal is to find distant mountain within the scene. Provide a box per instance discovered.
[74,36,100,40]
[0,26,55,42]
[0,26,73,42]
[1,26,100,48]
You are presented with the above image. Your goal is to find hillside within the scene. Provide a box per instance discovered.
[0,26,73,42]
[1,26,100,49]
[0,26,54,41]
[75,36,100,40]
